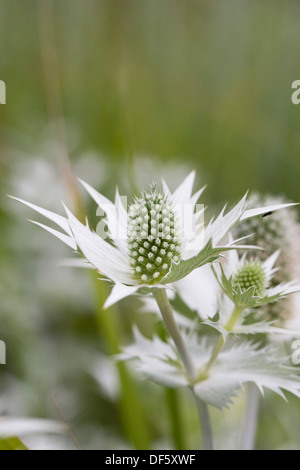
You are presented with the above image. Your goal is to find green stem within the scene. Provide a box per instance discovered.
[202,336,225,378]
[153,289,197,382]
[225,305,243,331]
[153,288,214,450]
[192,391,214,451]
[202,305,243,377]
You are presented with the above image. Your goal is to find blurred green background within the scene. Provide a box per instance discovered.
[1,0,300,450]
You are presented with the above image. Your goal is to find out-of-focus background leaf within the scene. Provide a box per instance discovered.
[0,0,300,450]
[0,437,28,451]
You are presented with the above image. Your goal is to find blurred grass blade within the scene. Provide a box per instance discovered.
[165,388,186,450]
[0,437,28,450]
[91,273,150,450]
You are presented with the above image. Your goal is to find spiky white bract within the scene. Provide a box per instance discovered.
[203,315,300,342]
[118,328,300,409]
[174,265,221,320]
[10,171,298,308]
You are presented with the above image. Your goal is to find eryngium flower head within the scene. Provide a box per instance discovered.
[233,194,300,320]
[10,172,297,309]
[128,187,181,283]
[233,260,267,297]
[213,250,300,309]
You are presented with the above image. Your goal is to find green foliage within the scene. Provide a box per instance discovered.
[0,438,28,451]
[162,240,226,284]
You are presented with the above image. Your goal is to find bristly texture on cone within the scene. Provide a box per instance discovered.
[128,186,181,284]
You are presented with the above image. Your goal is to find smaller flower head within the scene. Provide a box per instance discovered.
[233,193,300,321]
[213,250,300,310]
[233,260,267,297]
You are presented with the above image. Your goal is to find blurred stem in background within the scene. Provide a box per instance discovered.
[165,388,186,450]
[38,0,85,219]
[117,71,138,196]
[38,0,150,449]
[91,275,150,449]
[242,383,260,450]
[106,1,138,196]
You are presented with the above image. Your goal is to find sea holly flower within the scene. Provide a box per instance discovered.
[232,194,300,276]
[233,194,300,322]
[9,172,297,309]
[220,196,300,450]
[213,250,300,311]
[233,260,267,297]
[126,185,182,284]
[191,250,300,352]
[174,249,300,340]
[10,172,300,450]
[179,250,300,406]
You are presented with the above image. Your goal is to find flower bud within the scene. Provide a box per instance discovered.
[233,261,267,297]
[128,187,181,283]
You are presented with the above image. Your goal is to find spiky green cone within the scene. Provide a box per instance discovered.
[128,187,181,284]
[233,260,267,297]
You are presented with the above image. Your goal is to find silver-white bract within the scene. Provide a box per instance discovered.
[175,265,221,319]
[10,171,297,309]
[118,328,300,409]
